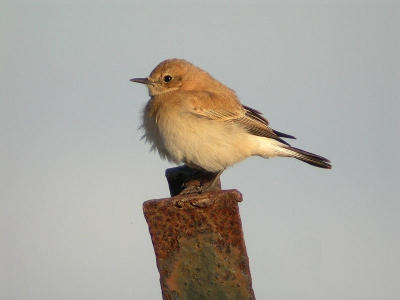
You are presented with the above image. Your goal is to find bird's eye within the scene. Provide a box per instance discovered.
[163,75,172,83]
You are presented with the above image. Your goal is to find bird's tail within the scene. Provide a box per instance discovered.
[278,146,332,169]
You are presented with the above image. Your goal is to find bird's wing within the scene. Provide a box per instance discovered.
[185,92,295,144]
[242,105,296,141]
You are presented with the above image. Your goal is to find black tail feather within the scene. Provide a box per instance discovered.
[284,146,332,169]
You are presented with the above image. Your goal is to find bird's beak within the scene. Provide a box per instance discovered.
[130,77,152,85]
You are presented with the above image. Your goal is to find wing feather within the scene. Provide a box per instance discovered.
[186,92,295,145]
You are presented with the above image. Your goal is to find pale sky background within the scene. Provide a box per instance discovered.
[1,1,399,299]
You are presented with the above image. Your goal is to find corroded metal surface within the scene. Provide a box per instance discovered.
[143,189,255,300]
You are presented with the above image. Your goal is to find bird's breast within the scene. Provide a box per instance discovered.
[141,93,257,171]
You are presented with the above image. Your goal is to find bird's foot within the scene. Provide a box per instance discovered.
[165,166,222,197]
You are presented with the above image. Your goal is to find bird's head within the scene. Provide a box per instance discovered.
[130,58,232,96]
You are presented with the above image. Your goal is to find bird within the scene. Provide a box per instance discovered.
[130,58,331,193]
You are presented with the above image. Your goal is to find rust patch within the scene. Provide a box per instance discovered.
[143,189,255,300]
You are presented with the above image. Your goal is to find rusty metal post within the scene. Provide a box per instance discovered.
[142,167,256,300]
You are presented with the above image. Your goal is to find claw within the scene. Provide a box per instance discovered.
[165,166,223,197]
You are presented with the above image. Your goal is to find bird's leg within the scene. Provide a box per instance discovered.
[179,169,222,195]
[165,165,202,196]
[199,170,223,192]
[165,166,223,196]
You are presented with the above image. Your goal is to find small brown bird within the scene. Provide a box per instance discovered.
[131,59,331,191]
